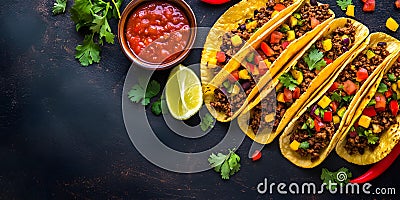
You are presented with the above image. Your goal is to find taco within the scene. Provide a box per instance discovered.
[200,0,303,84]
[204,1,334,122]
[237,18,369,144]
[335,52,400,165]
[279,32,400,168]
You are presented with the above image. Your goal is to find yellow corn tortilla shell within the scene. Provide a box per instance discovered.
[200,0,303,85]
[203,1,334,122]
[237,18,369,144]
[279,32,400,168]
[336,50,400,165]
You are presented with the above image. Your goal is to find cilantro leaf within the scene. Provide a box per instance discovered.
[336,0,353,11]
[367,99,376,106]
[128,80,161,106]
[364,130,379,144]
[388,73,396,82]
[299,141,310,149]
[151,99,162,115]
[90,7,115,44]
[75,34,101,66]
[208,150,241,180]
[52,0,67,15]
[321,168,352,190]
[70,0,93,31]
[342,95,354,102]
[200,113,215,131]
[278,73,298,91]
[304,47,327,71]
[377,83,388,93]
[331,92,342,102]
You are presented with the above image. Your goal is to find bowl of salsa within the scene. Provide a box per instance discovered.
[118,0,197,70]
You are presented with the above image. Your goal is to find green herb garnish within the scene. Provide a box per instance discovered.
[208,150,241,180]
[336,0,353,11]
[304,46,327,71]
[278,73,298,91]
[200,113,215,132]
[128,79,161,106]
[52,0,67,15]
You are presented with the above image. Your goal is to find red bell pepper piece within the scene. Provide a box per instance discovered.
[251,150,262,161]
[343,80,357,95]
[270,31,284,44]
[228,70,239,83]
[375,93,386,110]
[389,100,399,116]
[362,0,375,12]
[323,111,333,122]
[324,57,333,65]
[216,51,226,63]
[274,3,286,11]
[350,143,400,183]
[282,41,290,50]
[328,82,339,92]
[261,42,275,57]
[356,68,369,81]
[283,88,293,102]
[310,17,320,29]
[201,0,230,5]
[314,118,322,132]
[362,106,377,117]
[330,101,338,113]
[292,87,300,99]
[385,89,393,98]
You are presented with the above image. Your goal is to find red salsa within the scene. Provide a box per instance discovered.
[125,1,190,64]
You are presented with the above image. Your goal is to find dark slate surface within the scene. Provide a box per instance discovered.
[0,0,399,199]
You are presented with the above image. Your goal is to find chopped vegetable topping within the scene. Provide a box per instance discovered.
[303,46,327,71]
[336,0,353,11]
[386,17,399,32]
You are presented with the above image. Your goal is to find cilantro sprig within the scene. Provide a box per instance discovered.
[304,46,327,71]
[278,73,298,91]
[52,0,67,15]
[200,113,215,131]
[128,78,161,106]
[321,168,352,190]
[336,0,353,11]
[208,149,241,180]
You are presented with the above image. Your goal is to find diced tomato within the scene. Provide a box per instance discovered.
[310,17,320,29]
[270,31,284,44]
[251,150,262,161]
[363,0,375,12]
[361,0,367,3]
[282,41,290,50]
[343,80,357,95]
[247,62,256,74]
[274,3,286,11]
[363,106,377,117]
[356,68,369,82]
[389,100,399,116]
[385,89,393,98]
[254,55,263,65]
[375,93,387,110]
[258,61,269,75]
[283,88,293,102]
[328,82,340,92]
[324,57,333,65]
[314,119,323,132]
[228,70,239,83]
[292,87,300,99]
[396,0,400,9]
[330,101,338,113]
[261,42,275,56]
[216,51,226,63]
[323,111,333,122]
[354,121,359,128]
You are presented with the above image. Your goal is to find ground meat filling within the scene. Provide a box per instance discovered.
[220,0,294,57]
[249,93,276,134]
[288,43,390,161]
[290,114,336,161]
[345,64,400,155]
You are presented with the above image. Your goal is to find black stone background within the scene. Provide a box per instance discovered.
[0,0,399,199]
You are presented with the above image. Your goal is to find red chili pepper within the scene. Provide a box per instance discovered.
[350,143,400,183]
[201,0,230,5]
[251,150,262,161]
[389,100,399,116]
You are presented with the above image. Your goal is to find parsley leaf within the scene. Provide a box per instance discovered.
[75,34,101,67]
[299,141,310,149]
[321,168,352,191]
[365,130,379,144]
[52,0,67,15]
[208,150,241,180]
[151,99,162,115]
[304,47,327,71]
[342,95,354,102]
[331,92,342,102]
[377,83,388,93]
[278,73,298,91]
[200,113,215,131]
[128,80,161,106]
[336,0,353,11]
